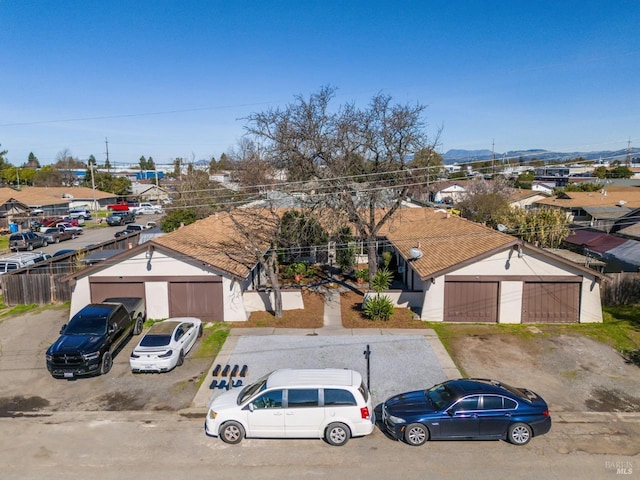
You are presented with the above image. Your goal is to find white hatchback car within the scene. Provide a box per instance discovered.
[205,368,375,446]
[130,318,203,373]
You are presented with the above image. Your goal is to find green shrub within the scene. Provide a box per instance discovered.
[363,294,394,321]
[354,268,369,281]
[381,251,393,268]
[371,267,393,293]
[283,262,307,278]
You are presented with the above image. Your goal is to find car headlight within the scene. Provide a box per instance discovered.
[45,354,52,362]
[158,350,173,358]
[82,351,100,361]
[208,410,217,419]
[387,414,405,424]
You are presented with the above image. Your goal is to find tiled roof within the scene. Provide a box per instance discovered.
[535,189,640,209]
[152,211,268,279]
[0,186,115,207]
[152,208,518,281]
[378,209,517,279]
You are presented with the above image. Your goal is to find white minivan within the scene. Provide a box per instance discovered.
[205,368,375,446]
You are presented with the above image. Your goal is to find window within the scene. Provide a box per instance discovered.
[482,395,504,410]
[324,389,356,406]
[504,398,517,410]
[451,395,479,412]
[174,326,185,341]
[252,390,283,409]
[287,389,319,408]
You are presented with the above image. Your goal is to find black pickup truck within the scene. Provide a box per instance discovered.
[45,300,143,379]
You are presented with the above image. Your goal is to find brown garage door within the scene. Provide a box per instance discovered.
[522,281,580,323]
[168,280,223,322]
[90,280,146,304]
[444,281,499,323]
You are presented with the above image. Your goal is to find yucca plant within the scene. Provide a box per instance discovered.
[363,294,394,321]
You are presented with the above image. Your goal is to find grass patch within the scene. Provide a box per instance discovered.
[428,305,640,368]
[0,303,41,317]
[194,322,230,359]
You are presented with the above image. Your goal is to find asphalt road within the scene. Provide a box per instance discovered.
[35,213,164,255]
[1,410,638,480]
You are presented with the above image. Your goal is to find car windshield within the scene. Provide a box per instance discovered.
[64,316,108,335]
[238,372,271,405]
[426,383,455,410]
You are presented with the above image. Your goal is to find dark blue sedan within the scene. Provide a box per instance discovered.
[382,378,551,446]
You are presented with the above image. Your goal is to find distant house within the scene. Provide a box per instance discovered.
[131,183,171,203]
[534,187,640,230]
[0,194,31,231]
[507,189,549,209]
[0,186,118,214]
[431,182,466,204]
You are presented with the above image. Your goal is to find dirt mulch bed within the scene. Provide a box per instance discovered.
[235,290,324,328]
[340,290,429,328]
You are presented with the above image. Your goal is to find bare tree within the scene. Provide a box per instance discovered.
[224,207,284,317]
[229,138,275,195]
[245,86,439,279]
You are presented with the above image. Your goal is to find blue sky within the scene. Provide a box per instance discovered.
[1,0,638,166]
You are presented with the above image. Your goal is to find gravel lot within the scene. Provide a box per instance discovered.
[2,306,640,417]
[0,308,210,415]
[206,335,447,407]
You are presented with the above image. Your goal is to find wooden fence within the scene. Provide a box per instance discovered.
[600,272,640,306]
[0,234,141,306]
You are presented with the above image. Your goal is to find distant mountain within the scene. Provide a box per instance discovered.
[443,148,640,165]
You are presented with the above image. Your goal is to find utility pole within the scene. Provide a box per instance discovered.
[491,139,495,175]
[105,137,110,172]
[90,162,97,216]
[626,138,632,167]
[155,168,159,205]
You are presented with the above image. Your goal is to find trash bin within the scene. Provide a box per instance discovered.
[9,223,18,233]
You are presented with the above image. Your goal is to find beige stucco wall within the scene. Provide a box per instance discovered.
[243,290,304,313]
[415,247,602,323]
[69,250,253,321]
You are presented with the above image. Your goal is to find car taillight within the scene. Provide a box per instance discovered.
[360,406,370,419]
[542,409,549,417]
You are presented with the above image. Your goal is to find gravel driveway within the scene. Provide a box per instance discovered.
[205,335,448,407]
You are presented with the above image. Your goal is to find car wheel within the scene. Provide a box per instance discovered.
[404,423,429,446]
[100,351,113,375]
[27,244,34,251]
[55,238,60,244]
[325,422,351,446]
[220,421,244,444]
[198,323,203,338]
[133,315,144,335]
[71,234,76,240]
[177,349,185,367]
[508,423,532,446]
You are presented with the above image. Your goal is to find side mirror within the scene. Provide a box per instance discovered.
[248,403,255,412]
[108,323,117,334]
[446,409,454,417]
[60,324,67,334]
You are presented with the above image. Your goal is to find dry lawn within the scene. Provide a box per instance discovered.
[340,290,430,328]
[237,290,324,328]
[237,288,428,329]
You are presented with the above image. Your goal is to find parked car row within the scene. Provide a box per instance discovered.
[43,298,551,449]
[204,372,552,447]
[45,298,202,379]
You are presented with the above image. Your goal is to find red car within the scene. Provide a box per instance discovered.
[107,202,130,211]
